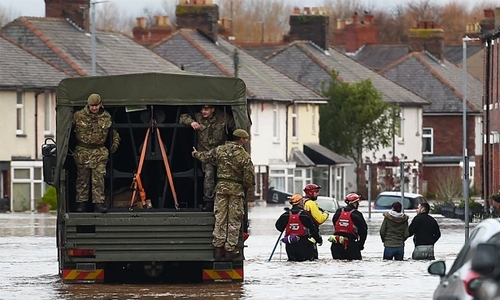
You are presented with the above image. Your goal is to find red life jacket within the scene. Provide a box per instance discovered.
[285,212,307,237]
[334,209,358,237]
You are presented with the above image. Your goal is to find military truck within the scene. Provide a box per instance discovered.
[42,72,251,283]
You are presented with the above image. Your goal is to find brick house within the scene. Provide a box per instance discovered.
[480,8,500,202]
[378,22,484,197]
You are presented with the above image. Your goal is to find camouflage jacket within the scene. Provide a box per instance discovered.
[179,110,235,152]
[194,141,255,196]
[73,106,120,150]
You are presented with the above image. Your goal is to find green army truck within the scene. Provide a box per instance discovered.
[42,72,251,283]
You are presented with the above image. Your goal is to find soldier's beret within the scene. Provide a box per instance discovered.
[87,94,102,105]
[233,129,249,138]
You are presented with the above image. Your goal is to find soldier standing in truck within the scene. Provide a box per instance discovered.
[73,93,120,213]
[192,129,255,260]
[180,105,236,211]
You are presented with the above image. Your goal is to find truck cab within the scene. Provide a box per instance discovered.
[43,72,250,283]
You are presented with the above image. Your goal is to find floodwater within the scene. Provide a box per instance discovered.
[0,202,471,300]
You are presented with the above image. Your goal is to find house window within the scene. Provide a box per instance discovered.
[269,165,294,193]
[422,128,433,154]
[294,168,312,194]
[16,91,24,135]
[11,161,45,212]
[292,104,298,141]
[44,91,52,134]
[313,167,329,196]
[272,103,279,142]
[394,108,403,139]
[332,166,345,201]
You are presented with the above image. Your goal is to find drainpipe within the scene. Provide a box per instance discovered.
[485,39,492,216]
[285,101,293,165]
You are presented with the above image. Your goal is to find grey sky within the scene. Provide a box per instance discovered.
[2,0,457,19]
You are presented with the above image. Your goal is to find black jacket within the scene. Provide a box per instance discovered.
[275,206,322,244]
[409,213,441,246]
[332,204,368,249]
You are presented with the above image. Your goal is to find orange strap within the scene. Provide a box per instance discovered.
[130,128,151,209]
[156,127,179,210]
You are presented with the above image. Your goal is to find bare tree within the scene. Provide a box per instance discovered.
[0,4,20,27]
[440,1,469,43]
[217,0,291,42]
[405,0,443,23]
[95,2,134,34]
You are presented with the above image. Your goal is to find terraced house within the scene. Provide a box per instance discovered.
[143,1,353,200]
[0,0,181,211]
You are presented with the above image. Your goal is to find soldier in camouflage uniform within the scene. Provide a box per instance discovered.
[73,94,120,213]
[180,105,235,211]
[192,129,255,260]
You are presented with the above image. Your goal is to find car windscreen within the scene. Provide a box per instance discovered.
[375,195,413,209]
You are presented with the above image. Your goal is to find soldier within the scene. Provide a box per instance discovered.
[180,105,236,211]
[73,94,120,213]
[191,129,255,261]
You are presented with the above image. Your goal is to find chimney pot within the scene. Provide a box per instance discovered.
[312,7,319,15]
[352,14,359,23]
[303,7,311,15]
[293,6,301,15]
[319,7,327,15]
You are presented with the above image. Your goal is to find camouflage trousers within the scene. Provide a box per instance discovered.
[74,146,108,204]
[202,163,215,203]
[212,194,244,252]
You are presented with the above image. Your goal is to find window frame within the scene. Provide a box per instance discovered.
[272,103,279,142]
[16,91,24,135]
[422,127,434,154]
[44,91,52,135]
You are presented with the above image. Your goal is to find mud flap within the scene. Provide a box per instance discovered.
[202,260,244,283]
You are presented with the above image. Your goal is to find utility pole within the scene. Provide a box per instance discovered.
[462,36,479,241]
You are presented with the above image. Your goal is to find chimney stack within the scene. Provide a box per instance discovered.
[44,0,90,32]
[407,21,444,61]
[285,6,330,51]
[176,0,219,42]
[480,8,495,34]
[343,12,378,53]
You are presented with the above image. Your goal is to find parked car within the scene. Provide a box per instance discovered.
[372,191,427,211]
[315,196,339,213]
[428,218,500,300]
[470,241,500,300]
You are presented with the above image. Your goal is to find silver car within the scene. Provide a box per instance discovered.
[428,218,500,300]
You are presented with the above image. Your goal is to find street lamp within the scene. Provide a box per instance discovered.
[462,36,480,241]
[90,0,108,76]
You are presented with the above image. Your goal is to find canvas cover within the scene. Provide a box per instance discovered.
[54,72,249,186]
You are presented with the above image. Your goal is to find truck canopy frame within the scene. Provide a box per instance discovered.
[54,72,249,187]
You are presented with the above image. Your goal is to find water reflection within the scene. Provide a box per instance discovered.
[56,283,244,300]
[0,212,56,237]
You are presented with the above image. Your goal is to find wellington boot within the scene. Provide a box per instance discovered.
[214,247,223,260]
[94,203,108,213]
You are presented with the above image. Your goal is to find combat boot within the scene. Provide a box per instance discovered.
[202,202,214,212]
[76,202,86,212]
[213,247,223,260]
[222,250,239,261]
[94,203,108,213]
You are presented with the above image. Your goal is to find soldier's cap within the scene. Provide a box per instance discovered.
[202,104,215,109]
[233,129,249,138]
[87,94,102,106]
